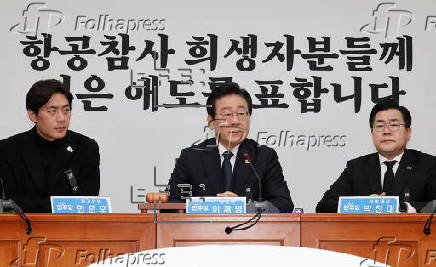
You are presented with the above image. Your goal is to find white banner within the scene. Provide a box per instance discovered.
[1,0,436,212]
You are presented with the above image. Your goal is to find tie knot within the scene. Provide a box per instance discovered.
[222,151,233,160]
[384,160,397,170]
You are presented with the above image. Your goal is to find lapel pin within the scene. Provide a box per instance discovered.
[66,146,73,152]
[243,153,252,164]
[406,166,412,170]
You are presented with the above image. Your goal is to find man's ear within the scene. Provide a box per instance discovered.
[406,127,412,141]
[27,110,37,123]
[207,115,215,129]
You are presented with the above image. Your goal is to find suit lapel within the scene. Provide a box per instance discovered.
[365,154,383,194]
[200,139,224,194]
[201,139,255,195]
[231,141,255,195]
[391,149,415,195]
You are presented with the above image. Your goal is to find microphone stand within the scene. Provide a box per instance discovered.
[0,178,32,234]
[1,199,32,234]
[423,203,436,235]
[225,151,277,234]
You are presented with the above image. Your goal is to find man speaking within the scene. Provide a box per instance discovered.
[167,82,293,213]
[0,79,100,213]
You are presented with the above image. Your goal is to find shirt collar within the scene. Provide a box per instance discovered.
[217,141,240,157]
[379,151,404,165]
[32,126,67,151]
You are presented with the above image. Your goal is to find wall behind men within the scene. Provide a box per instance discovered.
[1,0,436,212]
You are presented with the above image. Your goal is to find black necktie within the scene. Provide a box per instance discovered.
[383,160,397,194]
[222,151,233,191]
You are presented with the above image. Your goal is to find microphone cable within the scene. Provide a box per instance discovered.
[225,211,262,234]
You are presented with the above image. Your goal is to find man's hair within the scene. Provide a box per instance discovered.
[206,82,252,118]
[26,79,73,113]
[369,100,411,128]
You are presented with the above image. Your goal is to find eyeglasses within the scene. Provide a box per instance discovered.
[216,111,249,121]
[373,122,407,132]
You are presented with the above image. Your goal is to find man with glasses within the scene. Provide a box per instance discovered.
[167,82,293,212]
[316,100,436,213]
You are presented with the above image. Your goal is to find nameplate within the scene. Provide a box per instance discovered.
[338,196,399,213]
[50,196,112,213]
[186,197,246,213]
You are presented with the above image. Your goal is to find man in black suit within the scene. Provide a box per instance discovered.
[316,101,436,213]
[167,82,293,213]
[0,79,100,213]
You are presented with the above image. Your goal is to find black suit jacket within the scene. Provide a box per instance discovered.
[316,149,436,213]
[0,128,100,213]
[167,138,293,213]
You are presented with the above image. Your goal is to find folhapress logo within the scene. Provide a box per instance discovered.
[75,15,166,34]
[360,2,414,38]
[360,236,415,266]
[9,236,65,267]
[9,2,64,37]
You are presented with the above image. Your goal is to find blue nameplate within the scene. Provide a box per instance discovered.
[50,196,112,213]
[338,196,399,213]
[186,197,246,213]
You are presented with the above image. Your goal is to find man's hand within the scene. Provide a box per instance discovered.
[217,191,238,197]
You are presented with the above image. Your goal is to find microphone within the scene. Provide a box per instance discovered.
[243,152,262,202]
[64,169,80,195]
[0,177,32,235]
[399,188,410,212]
[242,151,279,213]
